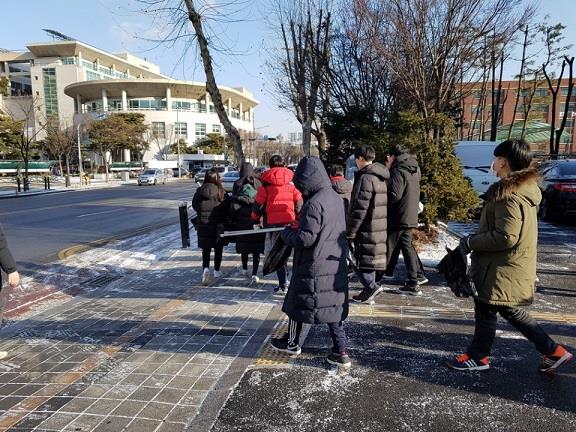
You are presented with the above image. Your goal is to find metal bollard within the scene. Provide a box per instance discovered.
[16,176,21,192]
[179,202,190,248]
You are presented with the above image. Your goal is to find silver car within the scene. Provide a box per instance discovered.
[138,169,166,186]
[221,171,240,192]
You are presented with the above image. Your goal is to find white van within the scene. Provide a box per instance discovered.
[455,141,499,196]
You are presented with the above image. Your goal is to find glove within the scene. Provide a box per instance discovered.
[459,236,472,255]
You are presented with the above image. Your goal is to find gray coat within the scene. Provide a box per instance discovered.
[347,162,389,270]
[281,157,349,324]
[388,153,421,230]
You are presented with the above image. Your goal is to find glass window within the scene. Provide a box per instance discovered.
[212,124,222,134]
[152,122,166,138]
[195,123,206,140]
[198,101,207,113]
[175,122,188,138]
[536,88,548,97]
[86,70,101,81]
[42,68,59,117]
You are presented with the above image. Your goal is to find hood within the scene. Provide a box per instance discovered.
[293,156,331,196]
[392,153,419,174]
[358,162,389,181]
[199,183,221,199]
[238,162,254,178]
[485,167,541,206]
[238,183,257,199]
[260,166,294,186]
[331,177,352,194]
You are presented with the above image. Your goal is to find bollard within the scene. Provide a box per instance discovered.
[16,176,21,192]
[179,202,190,248]
[43,176,48,190]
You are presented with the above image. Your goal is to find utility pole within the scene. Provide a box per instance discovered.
[176,109,182,178]
[77,123,83,178]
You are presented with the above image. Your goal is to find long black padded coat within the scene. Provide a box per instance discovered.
[0,224,17,287]
[192,183,228,249]
[280,157,349,324]
[387,153,421,230]
[347,162,389,270]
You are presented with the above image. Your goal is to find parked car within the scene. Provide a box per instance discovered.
[538,159,576,221]
[138,169,166,186]
[172,167,190,178]
[221,171,240,192]
[194,166,230,184]
[455,141,499,196]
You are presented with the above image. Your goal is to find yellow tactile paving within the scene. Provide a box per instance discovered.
[255,319,310,367]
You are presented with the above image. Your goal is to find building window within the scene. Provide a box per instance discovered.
[86,70,101,81]
[471,90,482,99]
[212,124,222,134]
[42,68,59,117]
[535,88,548,97]
[128,98,167,110]
[152,122,166,138]
[175,122,188,138]
[195,123,206,140]
[199,101,207,113]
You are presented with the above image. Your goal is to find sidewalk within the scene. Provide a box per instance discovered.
[0,229,574,431]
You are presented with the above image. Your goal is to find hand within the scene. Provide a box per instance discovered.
[459,236,472,254]
[7,271,20,287]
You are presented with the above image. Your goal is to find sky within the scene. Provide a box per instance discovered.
[1,0,575,138]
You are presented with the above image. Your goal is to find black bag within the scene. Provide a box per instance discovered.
[437,244,478,298]
[262,233,292,276]
[216,222,236,246]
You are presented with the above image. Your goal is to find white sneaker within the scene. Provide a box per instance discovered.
[214,270,222,279]
[251,275,260,284]
[0,351,7,360]
[202,268,210,285]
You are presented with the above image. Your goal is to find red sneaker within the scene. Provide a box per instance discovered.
[447,353,490,371]
[539,345,573,373]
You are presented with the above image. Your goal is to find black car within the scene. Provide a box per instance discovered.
[538,159,576,221]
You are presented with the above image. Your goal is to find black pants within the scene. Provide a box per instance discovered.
[384,242,425,278]
[202,245,223,271]
[287,319,347,354]
[384,228,420,287]
[467,300,557,360]
[241,253,260,276]
[356,270,377,291]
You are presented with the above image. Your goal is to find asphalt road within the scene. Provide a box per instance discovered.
[0,180,197,265]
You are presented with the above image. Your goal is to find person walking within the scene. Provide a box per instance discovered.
[252,155,303,295]
[1,224,20,360]
[380,144,426,296]
[447,139,573,372]
[270,157,350,366]
[347,144,389,304]
[192,168,229,285]
[230,175,265,283]
[329,164,353,212]
[233,161,261,194]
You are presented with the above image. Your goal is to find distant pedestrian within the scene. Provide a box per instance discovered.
[192,169,229,285]
[230,175,265,283]
[447,139,573,372]
[380,144,426,296]
[252,155,303,295]
[347,144,389,304]
[233,162,261,195]
[329,164,353,212]
[0,224,20,360]
[270,157,350,367]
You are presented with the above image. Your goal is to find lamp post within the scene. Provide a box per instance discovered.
[77,123,83,178]
[176,109,181,178]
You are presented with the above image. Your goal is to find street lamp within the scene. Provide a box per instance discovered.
[176,109,181,178]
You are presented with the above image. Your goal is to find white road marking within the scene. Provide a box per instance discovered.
[77,208,124,218]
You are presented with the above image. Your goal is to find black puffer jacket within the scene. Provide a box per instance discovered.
[0,224,17,286]
[233,162,262,194]
[192,183,228,249]
[230,183,265,255]
[330,176,353,212]
[347,162,389,270]
[281,157,348,324]
[388,153,421,230]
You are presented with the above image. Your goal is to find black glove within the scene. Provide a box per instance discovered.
[459,236,472,255]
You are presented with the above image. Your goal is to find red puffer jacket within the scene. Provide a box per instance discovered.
[251,167,303,227]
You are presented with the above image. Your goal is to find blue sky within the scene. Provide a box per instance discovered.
[1,0,575,138]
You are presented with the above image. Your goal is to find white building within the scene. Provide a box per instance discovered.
[0,37,257,170]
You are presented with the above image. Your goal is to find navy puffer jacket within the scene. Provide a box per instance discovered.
[281,157,349,324]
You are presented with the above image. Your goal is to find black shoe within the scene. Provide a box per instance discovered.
[326,352,351,367]
[273,285,287,296]
[352,286,384,304]
[270,336,301,355]
[398,284,423,296]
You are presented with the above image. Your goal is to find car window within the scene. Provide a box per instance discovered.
[223,172,239,178]
[143,170,156,175]
[558,163,576,176]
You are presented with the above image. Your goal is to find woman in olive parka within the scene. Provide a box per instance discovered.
[447,139,572,373]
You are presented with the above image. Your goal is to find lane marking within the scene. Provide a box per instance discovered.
[76,208,124,218]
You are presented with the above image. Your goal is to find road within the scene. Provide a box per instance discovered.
[0,180,197,265]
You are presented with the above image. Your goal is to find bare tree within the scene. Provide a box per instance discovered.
[44,118,76,176]
[270,0,332,156]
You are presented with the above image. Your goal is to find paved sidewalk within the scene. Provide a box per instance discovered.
[0,228,574,431]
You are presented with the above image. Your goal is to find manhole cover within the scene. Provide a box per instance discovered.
[81,274,123,287]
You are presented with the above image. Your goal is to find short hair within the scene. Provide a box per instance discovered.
[354,144,375,162]
[493,139,532,171]
[269,154,284,168]
[389,144,410,157]
[330,164,344,176]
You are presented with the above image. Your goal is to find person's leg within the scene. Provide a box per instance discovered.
[241,253,249,271]
[252,254,260,276]
[499,307,556,355]
[398,229,419,288]
[353,270,383,304]
[467,301,498,360]
[288,319,303,347]
[327,322,347,353]
[277,267,287,286]
[202,248,211,269]
[356,270,376,291]
[271,318,302,355]
[384,230,401,277]
[214,245,224,272]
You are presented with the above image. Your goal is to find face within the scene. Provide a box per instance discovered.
[386,155,396,169]
[491,156,509,178]
[355,156,364,169]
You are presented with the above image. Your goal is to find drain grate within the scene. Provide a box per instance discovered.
[81,274,123,288]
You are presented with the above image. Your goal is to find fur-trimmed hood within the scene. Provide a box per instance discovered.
[484,166,541,206]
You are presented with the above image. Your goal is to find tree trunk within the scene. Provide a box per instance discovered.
[58,157,64,178]
[509,25,529,139]
[555,57,575,155]
[302,120,313,156]
[65,154,71,176]
[543,61,566,158]
[184,0,245,163]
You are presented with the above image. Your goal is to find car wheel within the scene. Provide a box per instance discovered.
[153,179,157,185]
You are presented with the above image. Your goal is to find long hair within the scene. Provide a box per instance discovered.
[204,168,225,201]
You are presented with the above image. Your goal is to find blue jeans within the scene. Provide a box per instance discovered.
[356,270,376,291]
